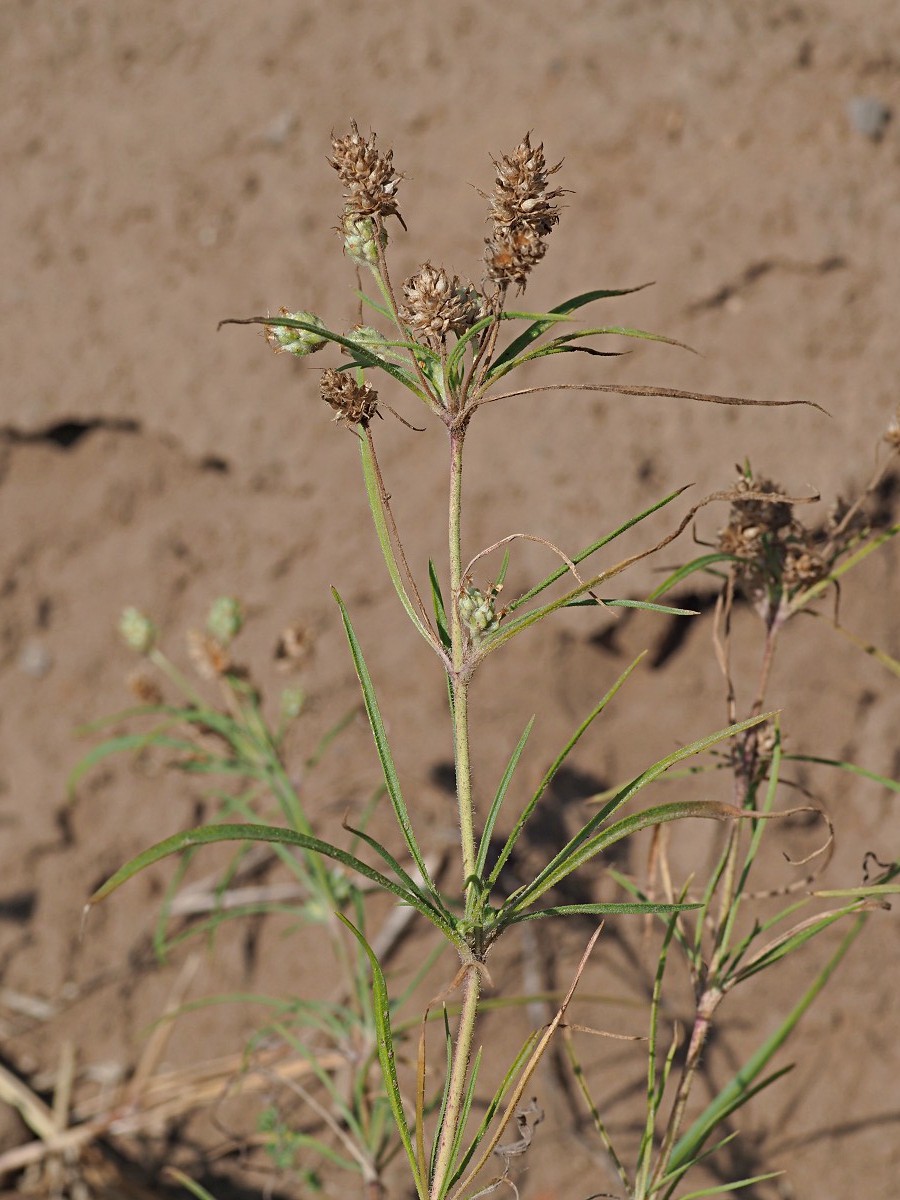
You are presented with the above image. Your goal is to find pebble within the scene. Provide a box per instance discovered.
[846,96,892,141]
[18,638,53,678]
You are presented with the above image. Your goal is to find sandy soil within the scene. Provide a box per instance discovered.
[3,2,900,1197]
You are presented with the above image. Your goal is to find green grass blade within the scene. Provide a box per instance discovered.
[165,1168,219,1200]
[487,285,653,377]
[676,1171,784,1199]
[488,655,644,890]
[337,914,427,1200]
[498,900,700,928]
[359,436,435,648]
[564,598,699,616]
[782,754,900,793]
[647,553,734,601]
[506,714,772,913]
[87,822,451,935]
[790,523,900,612]
[669,914,867,1173]
[475,717,535,879]
[447,1030,540,1188]
[333,589,439,902]
[68,730,197,797]
[430,1009,456,1185]
[428,559,451,651]
[507,485,691,613]
[344,819,457,934]
[221,314,430,402]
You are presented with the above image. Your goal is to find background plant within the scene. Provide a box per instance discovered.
[82,126,900,1200]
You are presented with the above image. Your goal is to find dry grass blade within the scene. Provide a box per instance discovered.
[448,925,603,1200]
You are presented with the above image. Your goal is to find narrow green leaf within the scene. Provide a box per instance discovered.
[498,900,700,927]
[506,713,772,913]
[87,822,451,935]
[344,819,457,937]
[563,597,699,616]
[332,590,441,906]
[488,655,644,889]
[165,1168,219,1200]
[359,435,435,648]
[428,559,451,651]
[507,484,692,613]
[68,730,197,797]
[220,315,430,402]
[336,915,427,1200]
[647,553,734,601]
[475,717,535,879]
[783,753,900,793]
[669,915,866,1172]
[676,1171,784,1199]
[487,284,654,376]
[447,1029,540,1188]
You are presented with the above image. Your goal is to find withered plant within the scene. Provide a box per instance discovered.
[77,126,900,1200]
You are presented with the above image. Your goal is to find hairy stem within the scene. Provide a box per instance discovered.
[430,966,482,1200]
[449,431,476,887]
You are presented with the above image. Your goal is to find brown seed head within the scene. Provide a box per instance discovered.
[320,367,379,427]
[884,405,900,452]
[329,121,403,225]
[398,263,484,347]
[187,630,232,679]
[484,226,549,290]
[484,133,565,289]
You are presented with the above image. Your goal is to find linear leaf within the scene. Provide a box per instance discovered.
[499,900,700,927]
[669,915,866,1173]
[488,655,644,890]
[475,717,535,879]
[332,590,440,905]
[487,284,654,377]
[508,484,691,613]
[359,435,434,647]
[219,315,429,401]
[505,713,772,914]
[87,822,448,933]
[337,915,427,1200]
[647,553,734,601]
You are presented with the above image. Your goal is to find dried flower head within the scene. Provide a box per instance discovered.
[187,629,231,679]
[884,405,900,453]
[484,133,565,289]
[330,121,403,226]
[718,467,867,619]
[127,670,163,706]
[264,310,327,357]
[320,368,379,428]
[399,263,483,347]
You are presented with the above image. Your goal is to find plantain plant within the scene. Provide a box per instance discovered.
[84,125,900,1200]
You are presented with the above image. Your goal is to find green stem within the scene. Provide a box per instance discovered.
[430,965,482,1200]
[428,430,483,1200]
[449,432,476,890]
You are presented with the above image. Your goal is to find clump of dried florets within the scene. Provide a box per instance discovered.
[884,405,900,453]
[718,468,868,620]
[484,133,565,290]
[399,263,484,348]
[329,121,404,228]
[320,368,379,428]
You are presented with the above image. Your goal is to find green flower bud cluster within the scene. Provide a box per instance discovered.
[206,596,243,645]
[341,214,387,266]
[119,607,157,655]
[265,310,327,357]
[458,585,501,641]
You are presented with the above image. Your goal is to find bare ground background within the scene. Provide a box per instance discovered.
[3,2,900,1197]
